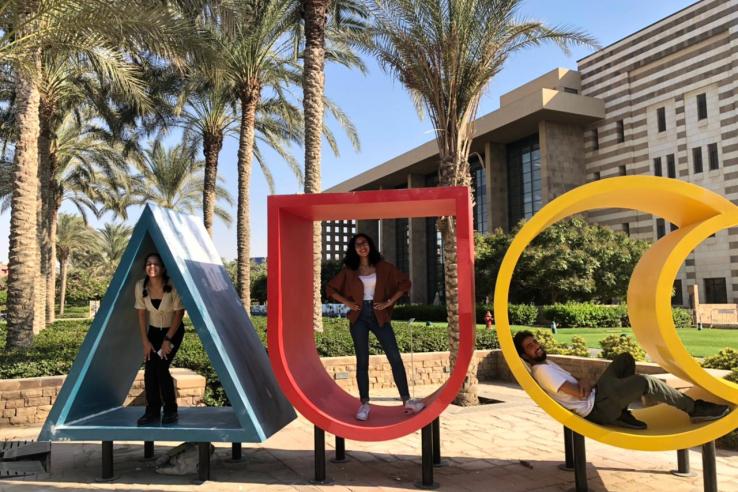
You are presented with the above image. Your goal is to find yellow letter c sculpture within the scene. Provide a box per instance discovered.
[494,176,738,451]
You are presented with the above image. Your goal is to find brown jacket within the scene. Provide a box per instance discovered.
[326,260,411,326]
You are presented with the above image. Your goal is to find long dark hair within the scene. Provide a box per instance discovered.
[343,234,382,271]
[142,252,172,297]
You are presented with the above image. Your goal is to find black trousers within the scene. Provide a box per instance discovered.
[350,301,410,403]
[144,324,184,415]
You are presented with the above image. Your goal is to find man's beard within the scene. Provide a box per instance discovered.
[531,350,547,363]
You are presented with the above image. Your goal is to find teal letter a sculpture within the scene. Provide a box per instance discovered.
[39,204,296,442]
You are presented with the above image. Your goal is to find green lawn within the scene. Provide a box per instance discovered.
[521,326,738,358]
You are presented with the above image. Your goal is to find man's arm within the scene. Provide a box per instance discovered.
[558,380,592,399]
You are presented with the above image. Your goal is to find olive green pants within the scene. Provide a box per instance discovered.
[586,353,695,424]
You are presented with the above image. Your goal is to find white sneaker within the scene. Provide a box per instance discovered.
[355,403,370,421]
[404,399,425,414]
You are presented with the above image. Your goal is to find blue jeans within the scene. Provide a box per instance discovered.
[350,301,410,403]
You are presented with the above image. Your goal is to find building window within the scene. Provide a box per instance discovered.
[622,223,630,236]
[667,154,676,178]
[657,107,666,132]
[470,157,488,233]
[507,135,542,228]
[704,277,727,303]
[564,87,578,94]
[426,219,445,304]
[395,218,409,275]
[592,128,599,150]
[697,93,707,120]
[708,143,719,170]
[619,165,626,176]
[672,280,683,306]
[693,147,703,173]
[617,120,625,143]
[593,171,600,180]
[656,218,666,239]
[654,157,662,176]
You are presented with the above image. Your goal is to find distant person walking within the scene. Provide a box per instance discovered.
[135,253,186,426]
[327,234,424,421]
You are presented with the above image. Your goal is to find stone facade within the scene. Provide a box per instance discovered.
[581,0,738,304]
[0,368,205,427]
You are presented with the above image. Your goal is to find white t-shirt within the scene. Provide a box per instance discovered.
[531,360,595,417]
[359,273,376,300]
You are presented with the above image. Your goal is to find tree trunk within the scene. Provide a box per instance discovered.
[303,0,329,332]
[438,154,478,406]
[6,61,42,349]
[236,84,261,310]
[38,101,57,325]
[58,256,68,316]
[202,131,223,236]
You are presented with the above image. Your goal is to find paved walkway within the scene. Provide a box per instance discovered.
[1,382,737,491]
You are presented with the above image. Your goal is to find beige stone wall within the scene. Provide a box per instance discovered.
[0,368,205,427]
[539,120,587,203]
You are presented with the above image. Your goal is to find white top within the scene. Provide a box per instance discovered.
[134,278,184,328]
[531,360,595,417]
[359,273,376,300]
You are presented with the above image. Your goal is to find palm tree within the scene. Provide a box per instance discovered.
[131,137,234,220]
[369,0,596,405]
[56,213,98,315]
[3,0,199,348]
[300,0,369,330]
[95,222,133,276]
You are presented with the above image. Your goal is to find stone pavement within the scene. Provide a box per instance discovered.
[1,381,737,491]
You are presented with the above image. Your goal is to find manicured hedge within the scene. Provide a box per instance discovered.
[0,317,499,407]
[540,302,693,328]
[391,303,538,325]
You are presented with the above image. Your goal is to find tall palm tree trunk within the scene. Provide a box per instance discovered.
[202,132,224,236]
[303,0,329,332]
[38,103,56,325]
[6,65,42,348]
[438,153,478,406]
[236,85,261,310]
[58,256,69,316]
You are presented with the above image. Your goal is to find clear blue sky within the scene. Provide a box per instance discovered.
[0,0,697,262]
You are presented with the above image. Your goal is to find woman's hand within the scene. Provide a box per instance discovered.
[373,300,393,310]
[345,301,360,311]
[160,340,173,360]
[142,340,155,361]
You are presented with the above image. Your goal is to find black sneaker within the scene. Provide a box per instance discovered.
[137,413,160,426]
[614,410,647,430]
[161,411,179,425]
[690,400,730,423]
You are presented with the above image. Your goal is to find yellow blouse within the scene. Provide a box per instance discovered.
[134,278,184,328]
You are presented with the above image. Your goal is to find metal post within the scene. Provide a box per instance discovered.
[100,441,114,481]
[702,441,717,492]
[198,442,210,482]
[559,426,574,471]
[143,441,154,460]
[415,422,439,489]
[671,449,696,477]
[432,417,445,467]
[572,431,588,492]
[331,436,347,463]
[231,442,242,461]
[312,425,330,484]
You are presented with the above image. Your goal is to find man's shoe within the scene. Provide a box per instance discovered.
[355,403,370,421]
[137,413,160,426]
[403,399,425,414]
[161,411,179,425]
[614,410,647,430]
[690,399,730,423]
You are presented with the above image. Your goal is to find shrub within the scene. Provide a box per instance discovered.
[530,329,588,357]
[507,304,538,325]
[599,334,646,361]
[702,347,738,370]
[541,303,626,328]
[393,303,539,326]
[672,307,693,328]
